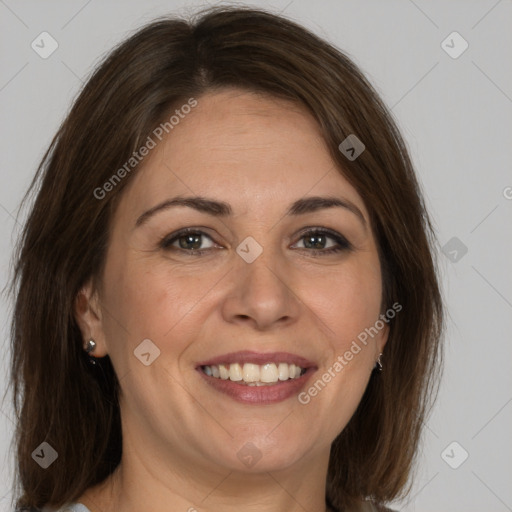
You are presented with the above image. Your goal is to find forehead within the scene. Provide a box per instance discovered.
[117,89,368,220]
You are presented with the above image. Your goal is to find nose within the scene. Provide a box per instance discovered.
[220,247,301,331]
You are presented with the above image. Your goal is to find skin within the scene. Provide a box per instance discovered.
[75,88,389,512]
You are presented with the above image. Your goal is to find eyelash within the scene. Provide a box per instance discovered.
[159,227,352,256]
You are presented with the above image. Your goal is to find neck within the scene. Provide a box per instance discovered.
[81,440,331,512]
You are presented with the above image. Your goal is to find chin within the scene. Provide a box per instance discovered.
[209,435,315,474]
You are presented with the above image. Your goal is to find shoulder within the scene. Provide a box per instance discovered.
[359,501,398,512]
[373,503,399,512]
[40,504,91,512]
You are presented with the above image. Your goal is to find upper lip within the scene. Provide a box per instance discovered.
[196,350,316,369]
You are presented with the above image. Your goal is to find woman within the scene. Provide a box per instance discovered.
[10,6,444,512]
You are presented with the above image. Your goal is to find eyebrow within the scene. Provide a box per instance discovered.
[135,195,367,229]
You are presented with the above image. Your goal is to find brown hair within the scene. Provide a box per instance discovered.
[9,5,444,511]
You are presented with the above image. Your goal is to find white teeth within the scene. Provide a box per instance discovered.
[243,363,260,382]
[219,364,229,380]
[228,363,243,381]
[202,362,305,384]
[277,362,289,381]
[260,363,278,383]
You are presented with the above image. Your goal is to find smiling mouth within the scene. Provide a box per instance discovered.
[200,362,307,386]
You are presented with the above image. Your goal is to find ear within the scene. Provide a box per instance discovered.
[377,299,392,356]
[373,313,391,364]
[379,321,390,353]
[74,279,109,357]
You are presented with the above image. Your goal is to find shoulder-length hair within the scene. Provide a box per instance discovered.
[9,6,443,511]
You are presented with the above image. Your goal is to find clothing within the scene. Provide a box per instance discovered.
[348,501,396,512]
[360,502,397,512]
[46,501,395,512]
[42,505,90,512]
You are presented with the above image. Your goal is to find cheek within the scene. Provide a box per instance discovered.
[105,256,182,329]
[317,260,383,404]
[101,255,223,363]
[309,259,383,345]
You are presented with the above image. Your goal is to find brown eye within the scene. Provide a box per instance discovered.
[302,233,331,250]
[292,228,352,255]
[161,229,216,253]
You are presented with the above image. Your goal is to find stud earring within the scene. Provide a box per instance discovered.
[84,339,96,354]
[84,339,97,365]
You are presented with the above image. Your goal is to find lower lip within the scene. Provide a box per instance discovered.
[197,369,315,404]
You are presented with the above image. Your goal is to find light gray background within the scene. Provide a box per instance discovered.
[1,1,511,511]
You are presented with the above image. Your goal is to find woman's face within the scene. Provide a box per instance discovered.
[81,89,388,476]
